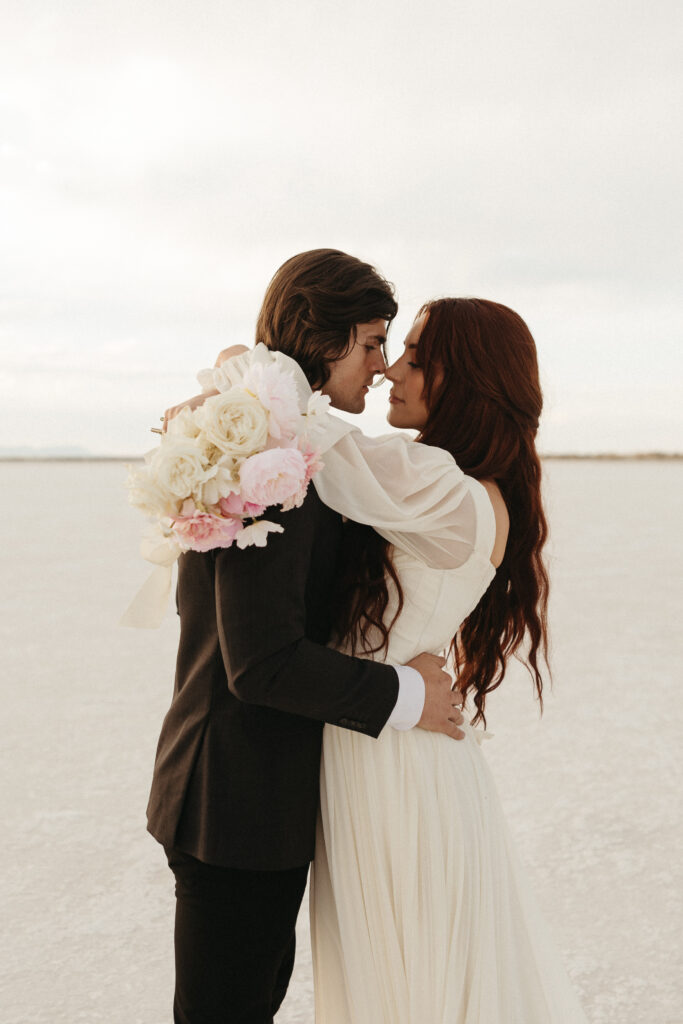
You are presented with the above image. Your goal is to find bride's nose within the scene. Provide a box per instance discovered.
[385,360,400,383]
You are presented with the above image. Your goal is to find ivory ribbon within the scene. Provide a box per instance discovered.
[120,564,175,629]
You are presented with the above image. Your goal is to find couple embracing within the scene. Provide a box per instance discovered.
[146,249,587,1022]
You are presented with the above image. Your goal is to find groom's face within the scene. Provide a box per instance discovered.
[323,320,388,413]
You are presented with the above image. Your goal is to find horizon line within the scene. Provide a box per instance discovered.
[1,452,682,463]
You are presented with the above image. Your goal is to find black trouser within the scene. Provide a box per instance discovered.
[166,848,310,1024]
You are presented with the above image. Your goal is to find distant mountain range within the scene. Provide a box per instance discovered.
[0,446,135,460]
[0,447,680,461]
[0,445,97,458]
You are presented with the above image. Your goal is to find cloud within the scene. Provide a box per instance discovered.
[1,0,681,452]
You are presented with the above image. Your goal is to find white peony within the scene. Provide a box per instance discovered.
[127,463,181,518]
[200,455,240,508]
[195,389,269,459]
[166,406,202,440]
[196,367,218,393]
[235,520,284,549]
[206,363,237,394]
[306,391,332,418]
[149,436,209,500]
[241,362,302,440]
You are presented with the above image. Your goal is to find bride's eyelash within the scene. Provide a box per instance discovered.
[408,361,419,368]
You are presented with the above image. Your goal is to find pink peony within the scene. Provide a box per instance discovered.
[218,492,267,518]
[241,362,301,440]
[172,512,243,552]
[239,447,308,508]
[298,436,324,484]
[280,438,324,511]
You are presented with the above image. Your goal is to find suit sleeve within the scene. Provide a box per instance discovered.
[213,496,399,738]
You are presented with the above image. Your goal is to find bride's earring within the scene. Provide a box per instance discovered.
[370,375,386,389]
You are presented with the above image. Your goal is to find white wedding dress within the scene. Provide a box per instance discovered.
[214,346,588,1023]
[310,479,588,1023]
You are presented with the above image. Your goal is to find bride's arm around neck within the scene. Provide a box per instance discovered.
[208,344,490,571]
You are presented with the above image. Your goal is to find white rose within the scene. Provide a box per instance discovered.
[196,389,269,460]
[149,435,209,500]
[127,464,181,518]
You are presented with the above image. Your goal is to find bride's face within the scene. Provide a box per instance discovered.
[385,314,431,430]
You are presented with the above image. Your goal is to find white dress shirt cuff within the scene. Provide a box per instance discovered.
[388,665,426,731]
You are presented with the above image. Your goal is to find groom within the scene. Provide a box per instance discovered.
[147,249,465,1023]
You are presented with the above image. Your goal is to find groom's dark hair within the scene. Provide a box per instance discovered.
[255,249,398,389]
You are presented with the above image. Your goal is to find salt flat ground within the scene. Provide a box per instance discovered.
[1,460,681,1024]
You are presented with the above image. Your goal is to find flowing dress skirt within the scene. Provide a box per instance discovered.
[311,720,588,1024]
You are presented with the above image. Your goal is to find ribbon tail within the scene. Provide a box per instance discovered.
[120,565,174,629]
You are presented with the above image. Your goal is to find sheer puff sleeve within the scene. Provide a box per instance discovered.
[313,430,477,569]
[203,345,478,569]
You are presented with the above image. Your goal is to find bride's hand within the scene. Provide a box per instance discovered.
[215,344,249,367]
[162,346,249,431]
[162,390,217,432]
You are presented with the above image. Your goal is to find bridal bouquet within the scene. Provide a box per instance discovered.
[127,359,327,569]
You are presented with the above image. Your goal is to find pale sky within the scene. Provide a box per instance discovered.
[1,0,681,454]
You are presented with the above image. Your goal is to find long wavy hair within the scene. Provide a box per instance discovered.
[334,298,550,725]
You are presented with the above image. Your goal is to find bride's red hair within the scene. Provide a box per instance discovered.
[334,298,550,725]
[416,298,549,723]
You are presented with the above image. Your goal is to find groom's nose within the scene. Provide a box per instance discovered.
[369,348,387,374]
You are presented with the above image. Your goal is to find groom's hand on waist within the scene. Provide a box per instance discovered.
[408,654,465,741]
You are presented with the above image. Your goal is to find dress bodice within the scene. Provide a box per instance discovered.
[339,477,497,666]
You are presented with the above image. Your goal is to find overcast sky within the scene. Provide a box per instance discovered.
[1,0,681,454]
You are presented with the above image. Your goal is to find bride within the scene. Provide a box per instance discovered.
[211,296,588,1022]
[195,295,587,1021]
[307,297,588,1022]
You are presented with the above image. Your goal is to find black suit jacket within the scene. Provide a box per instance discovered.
[146,488,399,870]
